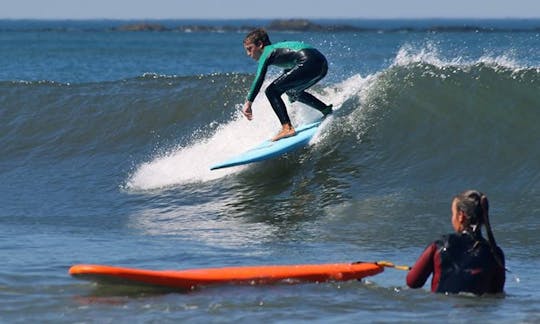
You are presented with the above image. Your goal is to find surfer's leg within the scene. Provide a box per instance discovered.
[268,66,316,121]
[279,50,332,116]
[265,83,296,141]
[265,83,291,125]
[294,92,333,116]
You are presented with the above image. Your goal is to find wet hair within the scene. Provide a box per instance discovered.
[243,28,271,46]
[454,190,504,269]
[454,190,486,228]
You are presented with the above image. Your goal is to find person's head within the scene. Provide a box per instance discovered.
[452,190,504,269]
[243,28,271,61]
[451,190,488,232]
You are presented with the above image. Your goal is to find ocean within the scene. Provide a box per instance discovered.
[1,19,539,323]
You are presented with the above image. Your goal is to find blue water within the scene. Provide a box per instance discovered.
[1,19,539,322]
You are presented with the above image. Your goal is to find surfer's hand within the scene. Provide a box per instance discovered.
[242,101,253,120]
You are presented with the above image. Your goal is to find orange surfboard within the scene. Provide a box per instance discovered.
[69,262,384,290]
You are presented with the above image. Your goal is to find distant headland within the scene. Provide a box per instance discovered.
[1,18,539,33]
[113,19,361,32]
[112,19,540,33]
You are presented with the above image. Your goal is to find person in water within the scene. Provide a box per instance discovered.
[242,28,333,141]
[406,190,505,295]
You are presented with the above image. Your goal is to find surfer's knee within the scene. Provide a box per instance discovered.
[265,83,282,99]
[286,90,299,103]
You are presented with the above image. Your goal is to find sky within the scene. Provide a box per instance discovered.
[2,0,540,19]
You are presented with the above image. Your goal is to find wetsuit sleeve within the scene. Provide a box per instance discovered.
[246,49,271,102]
[406,242,437,289]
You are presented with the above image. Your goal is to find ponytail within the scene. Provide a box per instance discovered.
[480,195,495,246]
[480,194,505,270]
[455,190,505,270]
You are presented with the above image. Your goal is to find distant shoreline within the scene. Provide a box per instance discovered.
[1,18,539,33]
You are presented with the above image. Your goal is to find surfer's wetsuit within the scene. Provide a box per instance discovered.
[406,232,505,295]
[246,41,330,125]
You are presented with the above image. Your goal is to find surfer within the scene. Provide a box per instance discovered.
[406,190,505,295]
[242,28,332,141]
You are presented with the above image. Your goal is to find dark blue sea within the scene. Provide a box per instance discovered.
[1,19,539,323]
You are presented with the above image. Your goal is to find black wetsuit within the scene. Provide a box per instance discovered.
[406,232,505,295]
[246,41,329,125]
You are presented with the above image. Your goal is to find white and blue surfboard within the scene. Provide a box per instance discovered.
[210,121,322,170]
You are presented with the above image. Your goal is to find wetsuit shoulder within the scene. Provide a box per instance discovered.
[246,41,313,102]
[270,41,313,51]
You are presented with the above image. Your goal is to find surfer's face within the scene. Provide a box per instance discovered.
[244,41,264,61]
[451,199,466,232]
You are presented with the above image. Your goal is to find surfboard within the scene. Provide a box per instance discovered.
[69,262,384,291]
[210,120,322,170]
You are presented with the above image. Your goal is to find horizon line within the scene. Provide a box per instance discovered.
[2,16,540,21]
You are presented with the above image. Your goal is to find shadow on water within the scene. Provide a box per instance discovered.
[218,146,359,223]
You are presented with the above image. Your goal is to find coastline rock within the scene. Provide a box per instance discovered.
[114,23,169,32]
[112,19,362,33]
[266,19,360,32]
[267,19,324,31]
[12,19,537,33]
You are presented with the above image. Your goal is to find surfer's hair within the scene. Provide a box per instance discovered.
[454,190,485,227]
[454,189,504,269]
[244,28,271,46]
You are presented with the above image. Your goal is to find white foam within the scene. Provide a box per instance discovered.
[393,42,524,71]
[126,99,274,190]
[477,53,521,70]
[126,79,361,191]
[393,43,450,67]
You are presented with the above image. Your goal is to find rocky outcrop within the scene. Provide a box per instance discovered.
[6,19,538,33]
[266,19,360,32]
[114,23,170,32]
[113,19,362,33]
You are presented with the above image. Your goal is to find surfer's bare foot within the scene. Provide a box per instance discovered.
[271,124,296,141]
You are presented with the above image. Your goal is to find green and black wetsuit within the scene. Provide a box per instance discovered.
[247,41,330,125]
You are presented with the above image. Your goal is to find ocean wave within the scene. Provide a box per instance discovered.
[353,50,540,191]
[393,42,539,71]
[0,73,251,163]
[2,54,538,192]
